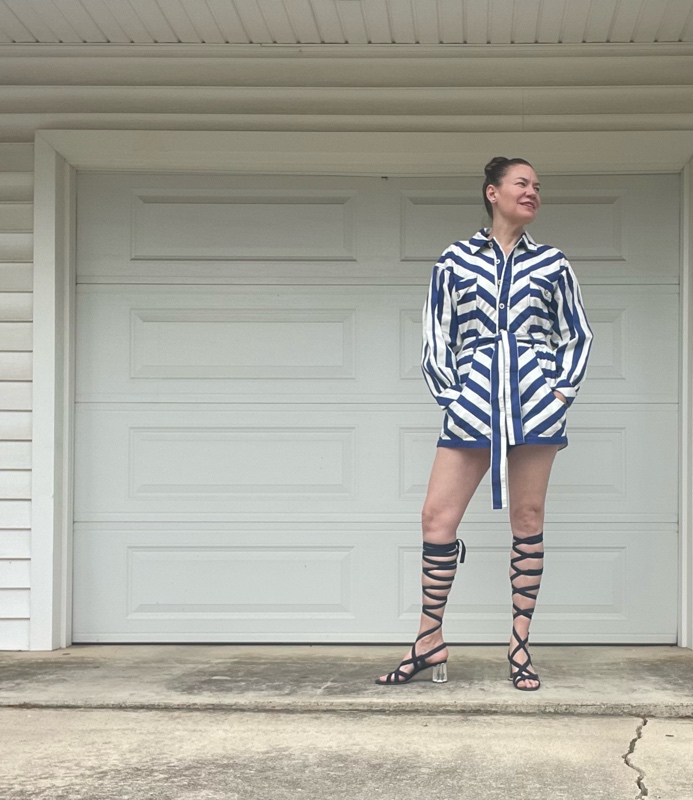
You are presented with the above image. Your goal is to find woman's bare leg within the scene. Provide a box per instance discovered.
[377,447,489,683]
[506,444,559,689]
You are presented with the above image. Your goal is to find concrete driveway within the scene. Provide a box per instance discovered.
[0,644,691,799]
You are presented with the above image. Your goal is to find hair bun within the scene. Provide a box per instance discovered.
[484,156,508,177]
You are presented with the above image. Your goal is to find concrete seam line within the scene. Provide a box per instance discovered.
[622,717,649,798]
[1,702,693,717]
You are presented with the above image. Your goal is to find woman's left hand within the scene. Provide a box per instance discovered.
[553,390,568,405]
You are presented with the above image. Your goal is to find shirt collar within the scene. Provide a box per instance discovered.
[468,228,538,254]
[521,230,538,251]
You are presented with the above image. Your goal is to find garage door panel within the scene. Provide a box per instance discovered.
[77,284,677,404]
[77,173,402,284]
[75,406,392,519]
[578,286,679,402]
[132,189,359,262]
[78,174,680,286]
[72,525,391,642]
[75,404,677,522]
[530,176,679,283]
[72,523,676,643]
[399,189,484,261]
[128,427,356,498]
[126,545,355,619]
[392,174,680,283]
[399,186,629,264]
[76,285,429,403]
[548,407,678,518]
[129,308,357,381]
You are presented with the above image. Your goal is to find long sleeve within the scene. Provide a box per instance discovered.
[421,262,463,409]
[550,259,593,406]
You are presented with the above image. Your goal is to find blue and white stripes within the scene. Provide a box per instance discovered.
[422,228,593,509]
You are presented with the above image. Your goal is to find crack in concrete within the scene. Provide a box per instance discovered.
[316,675,338,695]
[623,717,649,798]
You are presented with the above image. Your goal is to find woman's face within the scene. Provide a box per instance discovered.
[486,164,541,226]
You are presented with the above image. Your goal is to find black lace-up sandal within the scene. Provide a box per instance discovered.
[375,538,466,685]
[507,531,544,691]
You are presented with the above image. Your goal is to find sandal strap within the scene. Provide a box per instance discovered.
[512,668,539,688]
[417,539,465,638]
[382,539,465,683]
[508,532,544,683]
[382,642,448,683]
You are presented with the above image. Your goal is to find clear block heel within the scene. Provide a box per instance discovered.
[431,662,448,683]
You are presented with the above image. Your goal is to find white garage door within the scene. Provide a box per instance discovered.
[72,172,680,643]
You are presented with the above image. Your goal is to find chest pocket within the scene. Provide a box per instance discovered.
[526,274,555,324]
[452,276,478,325]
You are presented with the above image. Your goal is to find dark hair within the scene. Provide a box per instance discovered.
[482,156,533,218]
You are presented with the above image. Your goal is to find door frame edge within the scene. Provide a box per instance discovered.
[679,157,693,649]
[30,133,77,649]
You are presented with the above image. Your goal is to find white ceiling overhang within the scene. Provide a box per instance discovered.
[0,0,690,46]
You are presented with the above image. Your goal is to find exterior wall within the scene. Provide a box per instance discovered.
[0,143,33,649]
[0,44,691,141]
[0,43,690,649]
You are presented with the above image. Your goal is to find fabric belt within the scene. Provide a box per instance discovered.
[466,333,535,510]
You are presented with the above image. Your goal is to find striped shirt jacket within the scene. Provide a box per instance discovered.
[422,228,593,509]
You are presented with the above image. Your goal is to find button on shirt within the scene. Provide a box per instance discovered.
[421,228,593,509]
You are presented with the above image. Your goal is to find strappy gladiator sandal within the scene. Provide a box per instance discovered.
[507,531,544,692]
[375,538,466,685]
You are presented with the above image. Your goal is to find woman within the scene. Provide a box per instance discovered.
[376,157,593,691]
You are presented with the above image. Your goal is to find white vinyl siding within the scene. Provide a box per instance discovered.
[0,143,33,650]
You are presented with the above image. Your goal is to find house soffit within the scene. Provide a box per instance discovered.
[0,0,690,47]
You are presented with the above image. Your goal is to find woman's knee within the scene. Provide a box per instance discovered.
[421,503,458,540]
[509,502,545,537]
